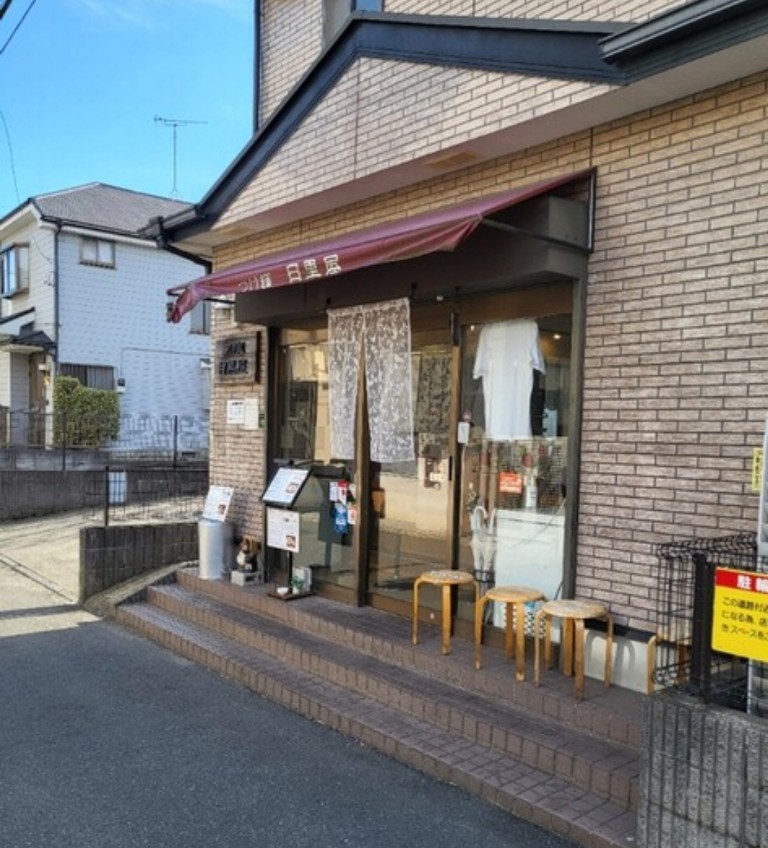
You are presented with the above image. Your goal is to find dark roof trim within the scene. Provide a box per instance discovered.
[0,306,34,327]
[601,0,768,78]
[154,14,625,242]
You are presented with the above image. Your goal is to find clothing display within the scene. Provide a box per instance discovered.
[472,319,545,440]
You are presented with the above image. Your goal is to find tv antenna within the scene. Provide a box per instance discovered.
[154,115,208,198]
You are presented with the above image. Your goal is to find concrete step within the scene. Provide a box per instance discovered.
[146,581,639,812]
[113,568,646,848]
[117,599,637,848]
[175,568,644,749]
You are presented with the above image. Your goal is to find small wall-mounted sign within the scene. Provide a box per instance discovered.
[216,333,260,384]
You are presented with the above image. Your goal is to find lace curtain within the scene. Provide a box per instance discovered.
[328,297,414,463]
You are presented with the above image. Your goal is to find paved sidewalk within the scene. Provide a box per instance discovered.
[0,562,577,848]
[0,511,86,600]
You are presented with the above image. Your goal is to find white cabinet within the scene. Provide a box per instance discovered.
[491,508,564,627]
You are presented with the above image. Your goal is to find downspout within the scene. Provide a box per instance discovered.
[253,0,262,133]
[52,219,61,375]
[151,217,211,274]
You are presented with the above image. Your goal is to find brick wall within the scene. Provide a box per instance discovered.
[387,0,676,21]
[210,68,768,632]
[219,56,612,228]
[207,306,268,542]
[260,0,323,122]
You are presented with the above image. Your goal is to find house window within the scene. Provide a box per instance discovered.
[59,363,115,390]
[323,0,382,43]
[0,244,30,297]
[189,300,211,335]
[80,237,115,268]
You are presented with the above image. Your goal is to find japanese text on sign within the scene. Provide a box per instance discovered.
[712,567,768,663]
[239,254,343,292]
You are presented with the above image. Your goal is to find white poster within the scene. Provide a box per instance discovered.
[266,508,300,553]
[202,485,234,522]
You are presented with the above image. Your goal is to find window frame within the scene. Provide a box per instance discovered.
[0,243,30,297]
[80,236,116,269]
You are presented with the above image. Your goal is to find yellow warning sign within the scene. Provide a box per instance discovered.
[753,448,764,493]
[712,568,768,663]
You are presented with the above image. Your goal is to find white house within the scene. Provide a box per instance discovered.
[0,183,211,454]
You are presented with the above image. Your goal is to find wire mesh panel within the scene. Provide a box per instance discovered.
[653,531,768,713]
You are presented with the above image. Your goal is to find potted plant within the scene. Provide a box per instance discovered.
[290,576,305,595]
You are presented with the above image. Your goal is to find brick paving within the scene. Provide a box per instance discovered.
[112,567,643,848]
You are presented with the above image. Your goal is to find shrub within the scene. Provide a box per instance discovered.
[54,376,120,447]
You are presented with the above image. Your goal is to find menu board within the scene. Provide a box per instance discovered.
[266,508,300,553]
[262,466,310,508]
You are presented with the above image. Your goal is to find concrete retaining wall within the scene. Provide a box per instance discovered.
[0,470,103,520]
[639,692,768,847]
[80,523,198,602]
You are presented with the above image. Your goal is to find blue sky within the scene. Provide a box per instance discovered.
[0,0,254,209]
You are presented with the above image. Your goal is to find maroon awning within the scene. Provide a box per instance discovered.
[167,170,591,323]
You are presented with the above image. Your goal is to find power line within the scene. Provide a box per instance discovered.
[0,108,20,203]
[0,0,37,55]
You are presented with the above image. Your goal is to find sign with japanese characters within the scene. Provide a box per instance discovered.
[712,567,768,663]
[216,334,260,384]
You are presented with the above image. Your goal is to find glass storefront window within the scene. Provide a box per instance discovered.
[367,338,453,598]
[457,317,571,625]
[276,342,355,590]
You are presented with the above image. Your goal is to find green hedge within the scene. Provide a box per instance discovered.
[54,376,120,447]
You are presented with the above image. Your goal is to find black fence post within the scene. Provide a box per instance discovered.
[104,464,110,527]
[690,552,715,703]
[173,415,179,469]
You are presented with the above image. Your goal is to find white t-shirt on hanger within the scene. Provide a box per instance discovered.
[472,319,545,440]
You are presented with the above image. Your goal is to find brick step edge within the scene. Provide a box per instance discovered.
[148,582,639,811]
[176,568,643,750]
[116,601,636,848]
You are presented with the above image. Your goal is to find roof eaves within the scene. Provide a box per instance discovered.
[600,0,768,77]
[160,13,626,243]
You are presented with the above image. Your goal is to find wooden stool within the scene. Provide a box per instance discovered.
[475,586,545,681]
[534,599,613,700]
[412,569,478,655]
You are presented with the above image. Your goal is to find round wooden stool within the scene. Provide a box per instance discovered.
[474,586,545,681]
[412,569,478,655]
[534,599,613,700]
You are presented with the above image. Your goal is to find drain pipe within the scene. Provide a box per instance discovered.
[253,0,262,132]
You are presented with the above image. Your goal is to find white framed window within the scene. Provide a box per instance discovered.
[189,300,211,335]
[0,244,30,297]
[80,237,116,268]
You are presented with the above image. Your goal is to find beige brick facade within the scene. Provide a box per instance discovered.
[210,65,768,632]
[387,0,678,21]
[218,55,612,228]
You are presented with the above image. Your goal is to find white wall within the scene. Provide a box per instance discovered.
[56,232,210,443]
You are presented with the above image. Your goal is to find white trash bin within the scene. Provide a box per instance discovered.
[198,519,233,580]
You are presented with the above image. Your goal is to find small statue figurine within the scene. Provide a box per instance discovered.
[236,537,254,572]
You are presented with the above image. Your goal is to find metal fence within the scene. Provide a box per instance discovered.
[653,531,768,714]
[0,411,208,470]
[99,464,209,526]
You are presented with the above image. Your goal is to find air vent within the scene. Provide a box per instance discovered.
[424,150,478,170]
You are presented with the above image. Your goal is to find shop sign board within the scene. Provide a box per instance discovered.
[712,567,768,663]
[262,466,310,508]
[216,334,260,383]
[266,507,300,553]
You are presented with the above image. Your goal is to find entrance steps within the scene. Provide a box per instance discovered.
[115,568,642,848]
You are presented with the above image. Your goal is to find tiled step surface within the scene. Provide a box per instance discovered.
[116,569,643,848]
[147,582,639,811]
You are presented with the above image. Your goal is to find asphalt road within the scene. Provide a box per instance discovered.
[0,559,577,848]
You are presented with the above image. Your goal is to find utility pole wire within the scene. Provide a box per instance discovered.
[0,1,15,21]
[0,0,37,54]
